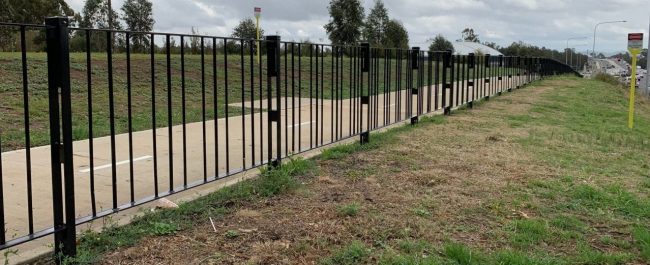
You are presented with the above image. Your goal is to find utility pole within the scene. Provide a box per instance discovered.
[254,7,261,64]
[108,0,113,29]
[107,0,114,47]
[646,16,650,94]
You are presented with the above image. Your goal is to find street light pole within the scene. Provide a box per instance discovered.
[566,37,587,65]
[108,0,113,29]
[592,20,626,58]
[646,16,650,93]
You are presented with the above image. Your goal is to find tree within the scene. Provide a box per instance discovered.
[461,28,479,43]
[428,34,454,53]
[81,0,121,29]
[383,19,408,49]
[189,27,201,54]
[230,18,264,54]
[0,0,76,51]
[324,0,364,46]
[78,0,123,51]
[231,18,264,40]
[3,0,75,24]
[363,0,389,46]
[0,0,15,51]
[121,0,154,52]
[483,41,501,50]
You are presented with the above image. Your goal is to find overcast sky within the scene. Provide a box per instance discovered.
[67,0,649,54]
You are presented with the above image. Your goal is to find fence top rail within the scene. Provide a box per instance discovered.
[0,22,45,28]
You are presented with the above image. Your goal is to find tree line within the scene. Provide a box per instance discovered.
[0,0,593,65]
[324,0,408,49]
[0,0,154,52]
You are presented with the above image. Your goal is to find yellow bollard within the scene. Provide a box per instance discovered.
[628,55,637,128]
[626,33,643,129]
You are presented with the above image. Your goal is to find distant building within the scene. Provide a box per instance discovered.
[452,41,503,56]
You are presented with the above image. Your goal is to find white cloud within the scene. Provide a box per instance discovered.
[64,0,650,53]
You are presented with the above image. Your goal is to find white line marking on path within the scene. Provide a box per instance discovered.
[79,155,153,173]
[287,121,315,128]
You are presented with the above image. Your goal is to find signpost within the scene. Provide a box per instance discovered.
[254,7,261,64]
[627,33,643,128]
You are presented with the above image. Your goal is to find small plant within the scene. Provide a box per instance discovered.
[225,230,240,238]
[3,249,18,265]
[150,221,178,236]
[633,226,650,260]
[413,207,431,217]
[443,242,479,265]
[337,203,360,217]
[321,241,368,265]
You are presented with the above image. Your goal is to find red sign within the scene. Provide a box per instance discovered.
[628,33,643,51]
[254,7,261,18]
[628,33,643,40]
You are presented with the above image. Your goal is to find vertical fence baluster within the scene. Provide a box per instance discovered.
[106,30,118,208]
[285,43,289,155]
[0,130,4,245]
[181,36,187,187]
[298,44,302,152]
[126,32,135,204]
[224,38,230,173]
[150,33,159,196]
[166,34,173,192]
[250,40,256,166]
[213,38,219,178]
[291,43,295,152]
[201,37,207,181]
[239,40,246,169]
[85,29,97,214]
[20,25,35,234]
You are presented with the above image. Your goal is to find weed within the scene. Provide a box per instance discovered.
[337,202,360,217]
[412,207,431,217]
[225,230,240,238]
[321,241,368,265]
[397,239,430,254]
[150,221,178,236]
[66,158,314,262]
[507,219,549,248]
[443,242,480,265]
[632,226,650,260]
[2,249,18,265]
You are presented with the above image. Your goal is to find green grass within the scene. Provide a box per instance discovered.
[320,241,369,265]
[632,226,650,261]
[337,202,361,217]
[55,157,314,264]
[320,115,447,160]
[43,75,650,264]
[318,76,650,264]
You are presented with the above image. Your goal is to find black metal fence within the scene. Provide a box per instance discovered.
[0,17,579,259]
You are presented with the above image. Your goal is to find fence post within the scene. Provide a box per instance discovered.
[359,42,370,144]
[484,54,491,100]
[265,35,281,166]
[45,17,76,261]
[443,50,452,115]
[462,53,480,108]
[410,47,420,124]
[507,57,513,92]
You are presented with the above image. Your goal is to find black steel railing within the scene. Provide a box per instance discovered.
[0,17,580,260]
